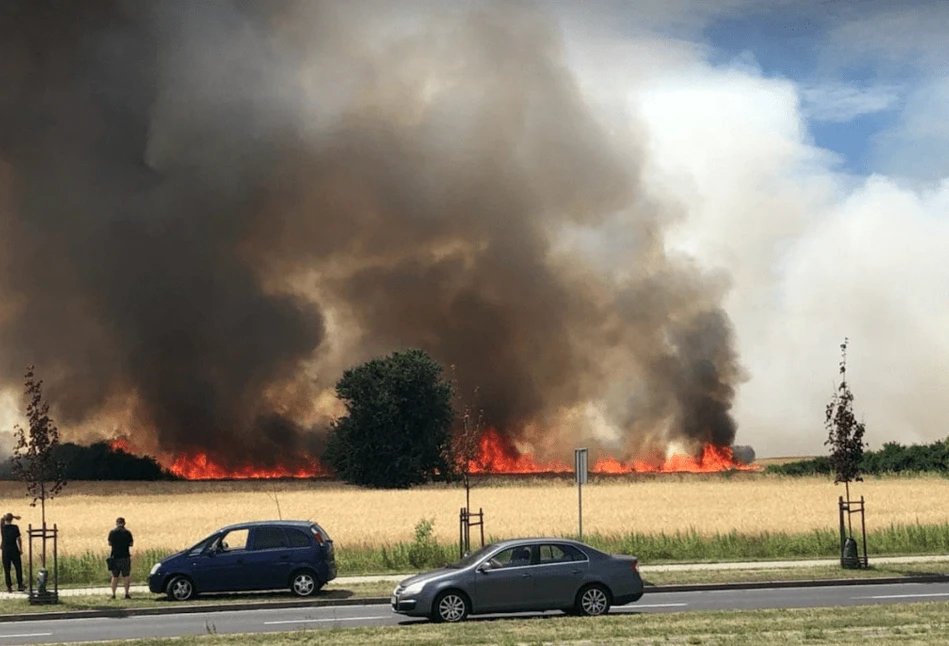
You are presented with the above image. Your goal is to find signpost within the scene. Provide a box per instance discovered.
[575,448,588,540]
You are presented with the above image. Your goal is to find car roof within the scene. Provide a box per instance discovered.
[490,537,593,549]
[216,520,316,532]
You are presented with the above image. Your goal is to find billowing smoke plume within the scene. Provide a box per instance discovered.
[0,0,741,468]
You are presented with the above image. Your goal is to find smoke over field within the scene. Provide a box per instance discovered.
[0,0,742,471]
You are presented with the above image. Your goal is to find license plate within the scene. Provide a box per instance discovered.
[390,595,397,606]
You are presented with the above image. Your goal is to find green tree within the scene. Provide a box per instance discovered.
[11,365,67,567]
[324,349,455,488]
[824,338,866,501]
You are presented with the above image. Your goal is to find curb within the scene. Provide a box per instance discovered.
[3,575,948,623]
[0,596,390,623]
[642,574,949,593]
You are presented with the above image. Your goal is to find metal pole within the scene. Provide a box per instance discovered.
[860,497,868,568]
[479,508,485,547]
[845,482,853,538]
[28,525,33,600]
[578,479,583,541]
[838,496,846,565]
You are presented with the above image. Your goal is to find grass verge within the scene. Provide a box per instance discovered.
[643,561,949,586]
[16,602,949,645]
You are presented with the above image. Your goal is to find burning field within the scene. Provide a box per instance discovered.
[111,429,757,481]
[1,1,749,477]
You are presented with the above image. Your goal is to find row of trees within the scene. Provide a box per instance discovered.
[0,442,172,481]
[768,439,949,477]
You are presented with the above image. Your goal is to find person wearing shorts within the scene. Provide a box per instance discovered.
[107,517,133,599]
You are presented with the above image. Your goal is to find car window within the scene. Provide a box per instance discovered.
[560,544,588,562]
[215,528,249,552]
[253,526,289,550]
[487,546,533,568]
[538,544,572,563]
[537,544,587,563]
[188,536,214,556]
[286,528,311,548]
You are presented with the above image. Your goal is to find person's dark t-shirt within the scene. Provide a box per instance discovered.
[108,527,133,559]
[1,524,20,555]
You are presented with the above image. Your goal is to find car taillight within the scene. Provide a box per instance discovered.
[311,530,324,546]
[631,560,639,573]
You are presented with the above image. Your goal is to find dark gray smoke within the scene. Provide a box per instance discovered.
[0,0,742,468]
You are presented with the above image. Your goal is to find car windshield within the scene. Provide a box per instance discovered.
[187,533,218,555]
[447,543,498,569]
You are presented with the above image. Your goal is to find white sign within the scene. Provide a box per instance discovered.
[575,448,588,485]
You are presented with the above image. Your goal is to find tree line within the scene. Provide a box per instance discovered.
[0,441,172,481]
[768,438,949,477]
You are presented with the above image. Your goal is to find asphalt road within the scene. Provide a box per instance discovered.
[4,581,949,645]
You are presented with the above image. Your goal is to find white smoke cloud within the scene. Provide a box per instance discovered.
[569,41,949,457]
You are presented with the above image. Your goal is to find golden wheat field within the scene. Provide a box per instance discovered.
[0,475,946,555]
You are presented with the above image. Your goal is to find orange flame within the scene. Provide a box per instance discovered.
[108,436,330,480]
[109,437,134,454]
[469,428,571,473]
[106,423,755,481]
[469,427,757,474]
[167,452,330,480]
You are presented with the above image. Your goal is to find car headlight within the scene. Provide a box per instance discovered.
[150,563,162,575]
[401,581,426,596]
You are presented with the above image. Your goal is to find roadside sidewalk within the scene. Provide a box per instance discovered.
[4,554,947,600]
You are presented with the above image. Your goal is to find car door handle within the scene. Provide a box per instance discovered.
[520,573,531,578]
[571,570,581,574]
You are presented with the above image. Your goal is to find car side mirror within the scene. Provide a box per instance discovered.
[476,563,490,574]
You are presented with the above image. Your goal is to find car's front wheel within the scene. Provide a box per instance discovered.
[290,570,320,597]
[431,590,470,623]
[166,575,195,602]
[576,584,611,617]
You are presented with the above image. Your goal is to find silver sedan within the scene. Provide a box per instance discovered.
[391,538,644,622]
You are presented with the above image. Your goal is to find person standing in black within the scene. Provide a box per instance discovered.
[1,513,25,593]
[107,517,134,599]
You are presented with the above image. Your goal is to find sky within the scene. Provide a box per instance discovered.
[549,0,949,456]
[1,0,947,460]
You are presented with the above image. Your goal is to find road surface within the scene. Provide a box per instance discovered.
[3,581,949,645]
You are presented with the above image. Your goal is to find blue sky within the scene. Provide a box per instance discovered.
[704,12,902,175]
[553,0,949,184]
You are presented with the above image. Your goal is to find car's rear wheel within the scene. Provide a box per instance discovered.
[290,570,320,597]
[576,584,611,617]
[431,590,470,623]
[166,575,195,602]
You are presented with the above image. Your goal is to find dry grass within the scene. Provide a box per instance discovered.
[1,474,947,555]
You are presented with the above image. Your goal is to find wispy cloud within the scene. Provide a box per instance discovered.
[800,82,903,123]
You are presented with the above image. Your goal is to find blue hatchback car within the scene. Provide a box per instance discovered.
[148,520,336,601]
